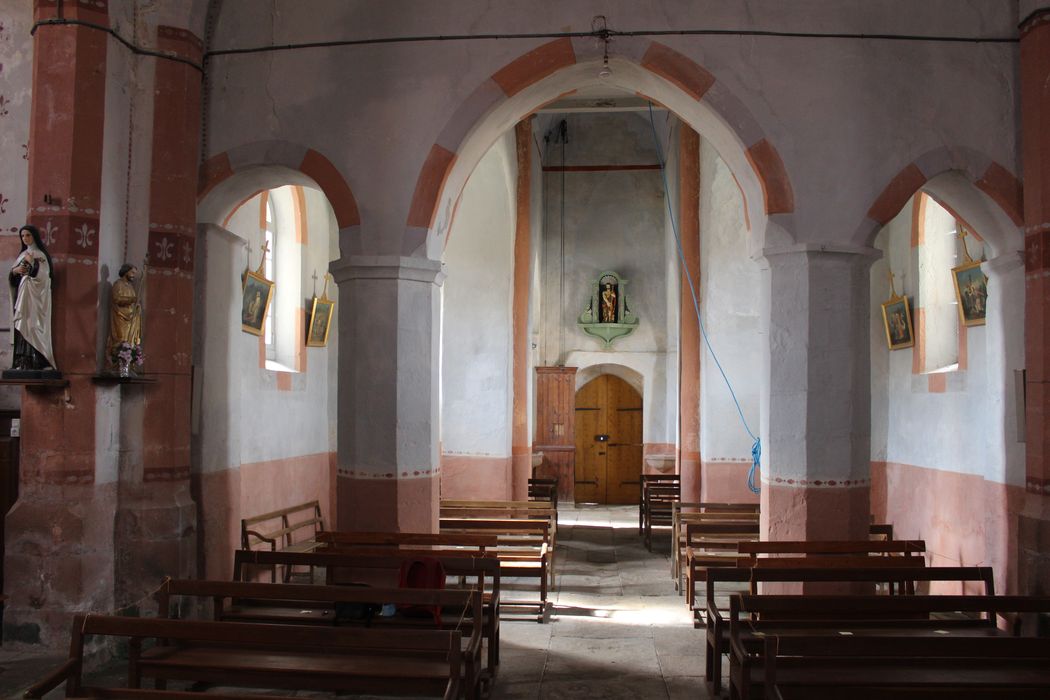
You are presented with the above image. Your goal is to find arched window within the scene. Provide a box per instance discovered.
[917,192,960,374]
[262,193,277,358]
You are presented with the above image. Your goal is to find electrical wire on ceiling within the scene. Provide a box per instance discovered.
[205,25,1018,59]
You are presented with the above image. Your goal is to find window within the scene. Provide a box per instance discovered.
[917,193,959,373]
[263,194,276,358]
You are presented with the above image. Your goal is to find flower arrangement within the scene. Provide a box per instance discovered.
[111,341,145,369]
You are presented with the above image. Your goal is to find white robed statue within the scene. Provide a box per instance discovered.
[8,225,57,371]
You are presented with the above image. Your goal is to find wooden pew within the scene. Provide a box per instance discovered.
[701,565,994,696]
[231,548,502,678]
[240,500,324,581]
[153,578,484,699]
[641,480,681,551]
[439,500,558,549]
[638,474,679,535]
[729,594,1050,700]
[318,529,550,620]
[438,517,553,616]
[762,634,1050,700]
[682,520,762,608]
[671,505,760,591]
[528,477,558,505]
[25,611,471,699]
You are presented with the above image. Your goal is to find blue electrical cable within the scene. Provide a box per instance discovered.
[647,103,761,494]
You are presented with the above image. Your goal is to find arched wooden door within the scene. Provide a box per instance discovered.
[574,374,643,504]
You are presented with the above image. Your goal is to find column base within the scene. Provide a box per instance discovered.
[114,480,197,612]
[336,473,439,532]
[3,484,117,648]
[761,481,871,541]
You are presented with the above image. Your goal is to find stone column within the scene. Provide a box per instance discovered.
[760,246,877,541]
[1021,8,1050,497]
[113,25,202,608]
[330,255,444,532]
[1019,6,1050,594]
[678,125,702,501]
[511,119,533,500]
[4,0,111,647]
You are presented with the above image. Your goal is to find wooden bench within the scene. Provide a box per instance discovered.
[672,506,760,591]
[231,547,502,679]
[25,611,469,699]
[439,500,558,549]
[153,577,484,698]
[682,520,762,608]
[701,565,995,696]
[528,477,558,505]
[686,537,927,610]
[240,500,324,581]
[638,474,679,535]
[762,634,1050,700]
[729,594,1050,700]
[438,517,554,616]
[318,529,550,619]
[641,480,681,551]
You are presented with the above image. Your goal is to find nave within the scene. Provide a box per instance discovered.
[0,505,706,699]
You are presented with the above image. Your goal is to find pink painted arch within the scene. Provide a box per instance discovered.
[411,38,795,259]
[857,147,1024,255]
[198,141,360,248]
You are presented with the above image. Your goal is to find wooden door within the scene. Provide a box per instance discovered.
[574,375,642,504]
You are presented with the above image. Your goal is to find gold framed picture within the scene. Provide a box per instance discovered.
[306,296,335,347]
[241,269,274,336]
[880,295,914,350]
[952,260,988,327]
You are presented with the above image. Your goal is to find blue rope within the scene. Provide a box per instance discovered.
[647,103,761,494]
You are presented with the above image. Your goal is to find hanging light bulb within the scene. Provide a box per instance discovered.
[593,15,612,79]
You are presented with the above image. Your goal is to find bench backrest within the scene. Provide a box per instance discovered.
[232,548,500,594]
[240,500,324,551]
[748,565,995,595]
[158,578,481,614]
[737,539,926,556]
[317,530,500,548]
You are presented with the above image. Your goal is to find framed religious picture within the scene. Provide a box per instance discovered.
[952,260,988,327]
[880,295,914,350]
[306,296,335,347]
[241,269,274,336]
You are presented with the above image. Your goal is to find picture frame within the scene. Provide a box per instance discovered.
[241,269,274,336]
[952,260,988,327]
[880,295,914,350]
[306,296,335,347]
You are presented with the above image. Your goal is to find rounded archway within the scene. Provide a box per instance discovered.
[414,39,796,260]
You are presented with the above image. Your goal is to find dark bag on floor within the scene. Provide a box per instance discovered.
[397,557,446,626]
[335,582,380,626]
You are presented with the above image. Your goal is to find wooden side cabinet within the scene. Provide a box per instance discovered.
[533,367,577,504]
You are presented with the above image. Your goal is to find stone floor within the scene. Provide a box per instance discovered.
[0,504,717,699]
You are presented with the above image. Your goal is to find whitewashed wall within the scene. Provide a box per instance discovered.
[870,194,1020,484]
[698,138,762,463]
[536,111,674,444]
[441,131,516,458]
[198,188,337,474]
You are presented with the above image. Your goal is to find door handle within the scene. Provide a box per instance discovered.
[597,452,606,456]
[595,434,610,442]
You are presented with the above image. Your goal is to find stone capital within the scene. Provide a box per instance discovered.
[329,255,445,286]
[760,242,882,265]
[984,250,1025,276]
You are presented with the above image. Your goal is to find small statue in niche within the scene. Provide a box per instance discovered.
[599,282,618,323]
[106,263,143,375]
[6,224,58,374]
